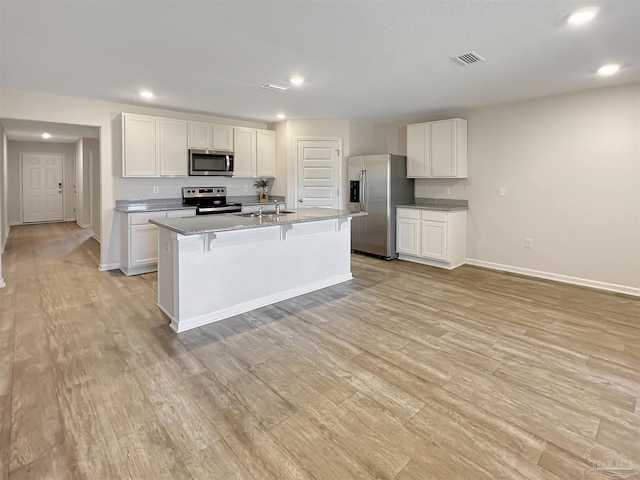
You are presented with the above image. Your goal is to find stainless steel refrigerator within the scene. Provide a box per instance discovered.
[348,154,414,259]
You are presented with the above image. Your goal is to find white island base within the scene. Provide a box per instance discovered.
[156,217,352,332]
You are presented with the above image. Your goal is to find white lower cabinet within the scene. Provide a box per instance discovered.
[396,209,421,257]
[120,208,196,275]
[396,207,467,269]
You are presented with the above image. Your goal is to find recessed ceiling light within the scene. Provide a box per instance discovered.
[289,75,305,86]
[567,7,599,25]
[276,113,286,120]
[598,63,620,76]
[139,90,155,98]
[42,132,51,139]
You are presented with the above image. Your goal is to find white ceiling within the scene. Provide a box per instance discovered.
[0,0,638,126]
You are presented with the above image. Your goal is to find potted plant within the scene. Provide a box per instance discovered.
[253,178,272,203]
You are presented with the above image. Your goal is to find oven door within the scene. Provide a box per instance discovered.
[189,150,234,176]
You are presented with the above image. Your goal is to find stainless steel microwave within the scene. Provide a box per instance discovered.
[188,149,234,176]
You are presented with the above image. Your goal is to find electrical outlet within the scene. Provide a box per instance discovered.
[244,185,249,193]
[499,187,506,196]
[525,238,533,249]
[153,186,159,194]
[444,187,450,195]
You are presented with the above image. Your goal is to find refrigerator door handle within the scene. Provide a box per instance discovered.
[359,169,366,212]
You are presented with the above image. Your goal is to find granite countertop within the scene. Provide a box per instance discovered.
[397,198,469,211]
[115,199,193,213]
[114,196,287,213]
[396,203,469,211]
[149,208,366,236]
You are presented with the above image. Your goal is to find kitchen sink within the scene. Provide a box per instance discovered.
[234,210,295,218]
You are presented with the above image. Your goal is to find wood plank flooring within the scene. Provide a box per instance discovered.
[0,222,638,479]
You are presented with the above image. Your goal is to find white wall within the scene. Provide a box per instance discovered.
[83,138,101,239]
[7,140,77,223]
[0,88,266,270]
[348,121,375,156]
[0,123,6,287]
[0,123,7,250]
[74,139,84,226]
[373,83,640,293]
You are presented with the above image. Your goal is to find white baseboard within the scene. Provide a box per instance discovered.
[77,222,91,229]
[99,262,120,271]
[465,258,640,297]
[10,221,21,226]
[166,273,353,333]
[0,278,5,288]
[91,232,101,243]
[64,217,75,222]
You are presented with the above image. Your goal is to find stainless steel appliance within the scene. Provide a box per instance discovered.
[348,154,414,259]
[189,149,234,176]
[182,187,242,215]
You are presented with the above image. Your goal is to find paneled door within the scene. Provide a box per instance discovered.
[22,153,64,223]
[296,138,341,208]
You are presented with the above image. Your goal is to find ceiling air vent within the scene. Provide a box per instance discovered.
[450,51,486,66]
[261,82,290,92]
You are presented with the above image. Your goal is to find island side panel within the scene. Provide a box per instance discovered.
[169,218,352,332]
[156,226,177,321]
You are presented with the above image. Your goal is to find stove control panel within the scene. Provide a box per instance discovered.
[182,187,227,198]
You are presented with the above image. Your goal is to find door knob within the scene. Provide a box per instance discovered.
[298,199,303,203]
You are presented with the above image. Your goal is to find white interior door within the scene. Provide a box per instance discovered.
[22,153,64,223]
[296,138,341,208]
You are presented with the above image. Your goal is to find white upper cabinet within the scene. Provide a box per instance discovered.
[233,127,276,178]
[233,127,257,177]
[212,125,234,151]
[122,112,272,178]
[407,123,428,178]
[122,113,188,177]
[188,122,213,149]
[256,129,276,177]
[188,123,234,151]
[406,118,467,178]
[122,114,157,176]
[159,118,188,176]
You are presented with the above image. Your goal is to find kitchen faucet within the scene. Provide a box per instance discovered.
[273,199,281,215]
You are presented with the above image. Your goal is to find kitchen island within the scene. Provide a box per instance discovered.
[150,208,365,333]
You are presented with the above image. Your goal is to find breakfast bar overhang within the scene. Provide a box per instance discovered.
[150,208,365,333]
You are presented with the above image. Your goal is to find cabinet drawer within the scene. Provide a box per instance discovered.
[397,208,421,219]
[130,211,167,225]
[421,210,447,222]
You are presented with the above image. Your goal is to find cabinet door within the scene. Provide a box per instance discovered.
[421,220,447,261]
[123,114,157,177]
[188,122,213,149]
[233,127,257,177]
[159,119,188,176]
[396,217,420,256]
[256,129,276,177]
[407,123,429,178]
[431,120,456,177]
[212,125,234,151]
[130,224,159,267]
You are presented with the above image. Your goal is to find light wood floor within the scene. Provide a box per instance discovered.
[1,222,638,479]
